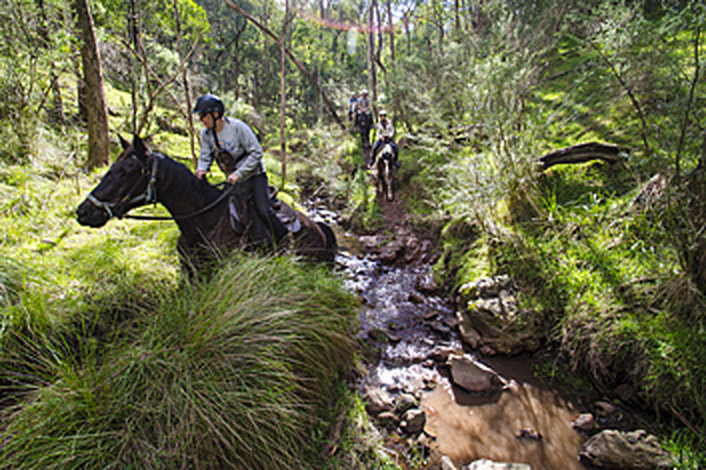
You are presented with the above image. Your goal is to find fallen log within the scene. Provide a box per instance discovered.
[537,142,625,170]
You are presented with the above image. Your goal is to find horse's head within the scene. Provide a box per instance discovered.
[76,135,155,227]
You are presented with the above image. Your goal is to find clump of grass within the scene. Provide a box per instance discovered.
[0,254,356,469]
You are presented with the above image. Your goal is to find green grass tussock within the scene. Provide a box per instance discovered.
[1,254,357,469]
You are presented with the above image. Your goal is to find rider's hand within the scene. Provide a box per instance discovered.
[196,169,207,180]
[226,172,240,184]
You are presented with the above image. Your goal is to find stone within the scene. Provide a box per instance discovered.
[364,387,394,416]
[579,429,673,469]
[456,311,482,348]
[415,273,441,294]
[572,412,595,431]
[594,400,617,417]
[375,411,398,428]
[463,459,531,470]
[395,393,418,413]
[440,455,458,470]
[447,354,508,393]
[400,408,426,435]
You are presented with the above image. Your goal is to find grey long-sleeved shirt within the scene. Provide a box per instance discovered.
[197,117,265,181]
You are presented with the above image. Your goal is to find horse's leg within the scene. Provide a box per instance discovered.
[316,221,337,262]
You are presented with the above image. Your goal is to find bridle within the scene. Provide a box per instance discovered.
[86,152,233,221]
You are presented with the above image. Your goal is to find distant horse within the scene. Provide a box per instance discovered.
[371,142,395,201]
[356,112,373,163]
[76,135,337,272]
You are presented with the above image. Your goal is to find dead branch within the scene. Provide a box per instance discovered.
[537,142,625,170]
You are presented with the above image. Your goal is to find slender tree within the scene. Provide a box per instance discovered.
[74,0,110,168]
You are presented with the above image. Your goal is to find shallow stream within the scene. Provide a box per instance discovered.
[307,206,587,469]
[338,247,584,468]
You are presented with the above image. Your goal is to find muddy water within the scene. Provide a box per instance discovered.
[423,381,584,469]
[308,206,585,469]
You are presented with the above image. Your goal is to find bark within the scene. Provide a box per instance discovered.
[74,0,110,168]
[223,0,345,130]
[537,142,625,170]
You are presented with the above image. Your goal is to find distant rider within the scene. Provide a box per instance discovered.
[348,93,358,125]
[192,93,288,246]
[370,110,399,168]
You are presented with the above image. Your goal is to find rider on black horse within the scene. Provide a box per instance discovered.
[192,93,288,247]
[370,110,400,169]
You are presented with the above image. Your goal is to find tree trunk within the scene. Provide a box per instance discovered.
[172,0,197,167]
[74,0,110,168]
[279,0,289,188]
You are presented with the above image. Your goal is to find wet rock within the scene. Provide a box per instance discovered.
[395,393,418,413]
[428,345,461,362]
[463,459,531,470]
[579,429,673,469]
[409,291,426,304]
[447,354,508,393]
[415,273,441,294]
[430,320,452,337]
[456,311,481,348]
[364,387,394,415]
[377,239,405,263]
[515,427,542,440]
[375,411,398,428]
[572,412,595,432]
[456,275,540,355]
[400,408,426,435]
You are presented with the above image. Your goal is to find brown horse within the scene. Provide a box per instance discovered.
[76,135,336,272]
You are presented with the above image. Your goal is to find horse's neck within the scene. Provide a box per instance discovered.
[155,158,225,239]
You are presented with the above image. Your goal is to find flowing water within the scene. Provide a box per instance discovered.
[309,206,586,469]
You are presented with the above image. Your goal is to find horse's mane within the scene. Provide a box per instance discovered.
[150,152,222,205]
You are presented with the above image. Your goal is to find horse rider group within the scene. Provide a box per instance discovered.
[348,89,400,169]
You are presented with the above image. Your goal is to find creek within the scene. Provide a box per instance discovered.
[312,208,587,469]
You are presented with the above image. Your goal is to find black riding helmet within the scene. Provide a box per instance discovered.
[192,94,224,118]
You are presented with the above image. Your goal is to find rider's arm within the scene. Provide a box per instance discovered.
[232,120,265,180]
[196,129,215,173]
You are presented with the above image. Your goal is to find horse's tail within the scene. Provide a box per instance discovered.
[316,221,337,262]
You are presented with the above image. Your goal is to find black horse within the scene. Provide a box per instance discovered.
[76,135,337,272]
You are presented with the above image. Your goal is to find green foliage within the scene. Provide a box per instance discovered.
[0,254,357,469]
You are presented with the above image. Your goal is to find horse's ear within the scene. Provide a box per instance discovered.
[132,135,148,161]
[118,134,130,150]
